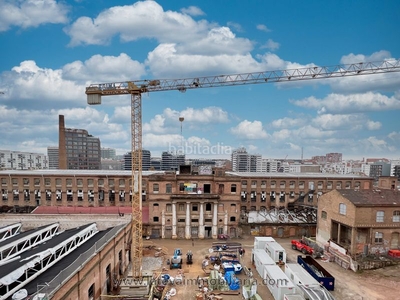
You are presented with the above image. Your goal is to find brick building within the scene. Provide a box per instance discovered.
[0,221,130,300]
[317,189,400,256]
[0,169,374,239]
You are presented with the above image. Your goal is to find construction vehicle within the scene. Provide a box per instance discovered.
[170,248,183,269]
[85,59,400,279]
[291,239,315,255]
[186,250,193,264]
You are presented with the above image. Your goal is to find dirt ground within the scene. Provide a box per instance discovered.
[143,236,400,300]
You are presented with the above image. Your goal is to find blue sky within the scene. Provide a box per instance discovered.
[0,0,400,160]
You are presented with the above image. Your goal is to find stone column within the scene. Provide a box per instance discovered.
[161,210,165,239]
[212,202,218,238]
[199,202,205,239]
[185,201,191,239]
[223,210,228,235]
[172,202,177,239]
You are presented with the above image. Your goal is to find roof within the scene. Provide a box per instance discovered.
[337,189,400,207]
[32,206,133,214]
[0,224,95,278]
[226,171,370,179]
[0,169,165,176]
[20,228,113,297]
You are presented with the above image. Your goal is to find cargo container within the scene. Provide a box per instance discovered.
[265,241,287,263]
[297,255,335,291]
[254,236,276,250]
[283,294,305,300]
[252,249,275,279]
[264,265,296,300]
[285,263,335,300]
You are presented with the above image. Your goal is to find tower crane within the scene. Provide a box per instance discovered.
[85,59,400,278]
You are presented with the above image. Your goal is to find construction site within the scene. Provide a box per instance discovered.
[1,61,400,300]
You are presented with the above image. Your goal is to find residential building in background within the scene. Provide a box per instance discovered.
[123,150,151,171]
[101,147,116,159]
[101,158,123,170]
[0,150,48,170]
[47,147,59,169]
[326,153,343,163]
[231,147,261,172]
[390,160,400,177]
[161,151,185,171]
[369,161,391,180]
[58,115,101,170]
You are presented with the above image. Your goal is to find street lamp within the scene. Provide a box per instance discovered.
[179,117,184,154]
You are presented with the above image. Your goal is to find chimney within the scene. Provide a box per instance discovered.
[58,115,67,169]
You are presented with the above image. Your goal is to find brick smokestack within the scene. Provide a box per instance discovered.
[58,115,67,169]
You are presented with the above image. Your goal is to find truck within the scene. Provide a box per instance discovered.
[254,236,276,250]
[265,241,287,264]
[252,249,275,279]
[264,264,297,300]
[297,255,335,291]
[291,239,323,258]
[285,263,335,300]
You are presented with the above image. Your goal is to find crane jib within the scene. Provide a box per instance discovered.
[85,59,400,96]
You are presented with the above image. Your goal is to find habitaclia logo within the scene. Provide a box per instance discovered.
[168,142,232,156]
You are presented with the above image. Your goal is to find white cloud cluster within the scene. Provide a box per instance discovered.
[0,0,68,32]
[230,120,268,139]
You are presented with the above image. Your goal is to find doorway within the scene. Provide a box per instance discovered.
[205,226,212,238]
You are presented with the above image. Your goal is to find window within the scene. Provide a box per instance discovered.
[261,180,267,188]
[88,283,95,300]
[88,179,93,187]
[153,216,159,222]
[108,179,114,186]
[231,184,237,193]
[289,181,295,189]
[230,204,236,212]
[119,179,125,187]
[270,181,276,188]
[339,203,346,215]
[153,183,159,193]
[153,203,159,211]
[321,211,327,219]
[76,179,83,187]
[1,178,7,186]
[66,178,72,186]
[12,178,18,186]
[376,211,384,222]
[178,203,184,211]
[166,183,172,193]
[205,203,212,211]
[393,211,400,222]
[166,204,172,212]
[34,178,40,186]
[45,178,51,186]
[192,204,198,211]
[241,180,247,188]
[23,178,29,185]
[98,179,104,186]
[230,216,236,222]
[251,181,257,188]
[375,232,383,243]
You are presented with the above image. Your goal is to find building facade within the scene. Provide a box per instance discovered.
[232,148,261,172]
[124,150,151,171]
[317,189,400,256]
[58,115,101,170]
[0,169,374,239]
[47,147,59,169]
[0,150,48,170]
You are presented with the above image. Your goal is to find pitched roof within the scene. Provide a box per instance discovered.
[337,189,400,207]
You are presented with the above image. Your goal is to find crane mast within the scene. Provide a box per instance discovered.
[85,59,400,278]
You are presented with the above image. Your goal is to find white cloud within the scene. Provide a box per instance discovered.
[63,53,146,82]
[366,120,381,130]
[64,1,212,46]
[260,39,280,51]
[180,6,205,16]
[271,117,307,129]
[230,120,268,139]
[388,131,400,141]
[0,0,68,32]
[291,92,400,114]
[256,24,271,32]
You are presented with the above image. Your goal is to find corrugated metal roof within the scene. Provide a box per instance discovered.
[31,206,133,214]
